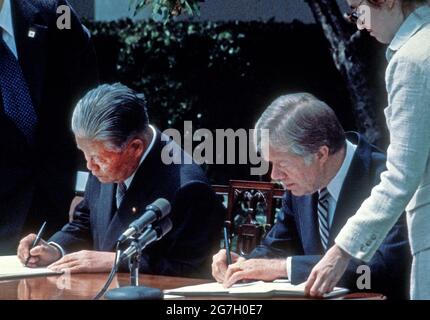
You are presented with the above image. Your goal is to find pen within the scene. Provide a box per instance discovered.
[24,221,47,266]
[223,224,232,265]
[223,224,256,285]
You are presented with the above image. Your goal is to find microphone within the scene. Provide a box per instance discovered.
[117,198,171,243]
[120,218,173,262]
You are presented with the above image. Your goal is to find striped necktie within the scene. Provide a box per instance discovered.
[318,187,331,252]
[0,37,38,144]
[116,182,127,209]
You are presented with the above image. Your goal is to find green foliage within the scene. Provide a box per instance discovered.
[88,19,245,130]
[130,0,204,22]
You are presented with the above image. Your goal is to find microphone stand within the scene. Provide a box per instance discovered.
[104,238,163,300]
[129,249,140,287]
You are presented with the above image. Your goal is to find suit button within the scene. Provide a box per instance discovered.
[365,240,372,246]
[371,234,377,240]
[360,245,366,251]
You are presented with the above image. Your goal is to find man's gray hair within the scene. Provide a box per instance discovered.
[254,92,345,164]
[72,83,149,151]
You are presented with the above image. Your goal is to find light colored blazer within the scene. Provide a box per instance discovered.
[335,6,430,260]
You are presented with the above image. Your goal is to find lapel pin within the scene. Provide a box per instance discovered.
[28,28,36,38]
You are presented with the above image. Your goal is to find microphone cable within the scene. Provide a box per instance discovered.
[93,241,121,300]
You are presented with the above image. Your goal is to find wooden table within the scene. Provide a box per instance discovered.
[0,273,385,300]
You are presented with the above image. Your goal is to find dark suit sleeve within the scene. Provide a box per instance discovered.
[247,193,304,259]
[48,178,94,253]
[129,181,225,278]
[290,214,410,299]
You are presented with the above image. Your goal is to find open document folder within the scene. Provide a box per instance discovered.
[0,256,63,280]
[164,279,349,298]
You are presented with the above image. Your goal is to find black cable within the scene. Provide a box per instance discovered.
[93,242,121,300]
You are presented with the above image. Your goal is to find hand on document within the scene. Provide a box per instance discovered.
[222,258,288,288]
[17,233,116,273]
[17,234,61,267]
[164,279,349,299]
[305,244,351,298]
[48,250,115,273]
[211,249,288,288]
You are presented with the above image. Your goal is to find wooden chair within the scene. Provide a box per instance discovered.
[213,180,284,255]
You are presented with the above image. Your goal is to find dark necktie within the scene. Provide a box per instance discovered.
[0,36,38,144]
[116,182,127,209]
[318,187,331,252]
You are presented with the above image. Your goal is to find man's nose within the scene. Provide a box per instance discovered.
[86,160,94,171]
[271,165,284,180]
[86,157,98,172]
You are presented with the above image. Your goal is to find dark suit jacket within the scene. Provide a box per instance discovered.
[50,130,226,278]
[0,0,98,254]
[248,133,411,299]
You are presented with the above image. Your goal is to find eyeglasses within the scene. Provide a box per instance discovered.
[344,0,366,24]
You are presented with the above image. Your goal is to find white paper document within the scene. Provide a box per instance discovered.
[0,255,62,280]
[164,279,349,298]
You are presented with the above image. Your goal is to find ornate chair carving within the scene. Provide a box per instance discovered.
[213,180,284,255]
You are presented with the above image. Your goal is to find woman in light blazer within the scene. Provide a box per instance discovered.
[305,0,430,299]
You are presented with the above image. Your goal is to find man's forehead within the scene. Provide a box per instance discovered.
[264,145,293,161]
[76,137,107,152]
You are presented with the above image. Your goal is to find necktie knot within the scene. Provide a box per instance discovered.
[319,187,330,203]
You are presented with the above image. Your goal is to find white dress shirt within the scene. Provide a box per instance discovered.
[324,140,357,228]
[0,0,18,58]
[286,140,357,277]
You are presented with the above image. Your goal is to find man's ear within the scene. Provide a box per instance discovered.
[316,145,330,164]
[128,138,145,155]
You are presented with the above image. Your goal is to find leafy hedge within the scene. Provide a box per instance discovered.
[85,19,387,183]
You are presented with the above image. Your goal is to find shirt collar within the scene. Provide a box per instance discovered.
[386,5,430,61]
[325,140,357,203]
[123,124,157,189]
[0,0,13,39]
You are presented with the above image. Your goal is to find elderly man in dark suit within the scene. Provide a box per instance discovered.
[17,83,225,278]
[0,0,98,254]
[212,93,411,299]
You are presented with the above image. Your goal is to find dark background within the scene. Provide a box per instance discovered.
[83,18,388,184]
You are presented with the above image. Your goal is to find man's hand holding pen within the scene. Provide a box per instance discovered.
[17,233,116,273]
[211,249,288,287]
[222,258,287,288]
[17,234,61,268]
[211,249,244,283]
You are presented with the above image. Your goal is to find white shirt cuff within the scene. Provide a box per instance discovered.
[286,257,292,279]
[48,242,65,257]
